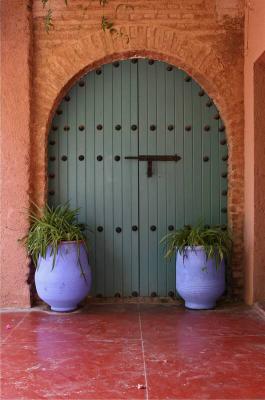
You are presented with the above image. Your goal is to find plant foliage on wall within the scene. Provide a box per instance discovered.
[41,0,128,39]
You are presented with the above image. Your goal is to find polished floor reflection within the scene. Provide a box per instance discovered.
[1,304,265,399]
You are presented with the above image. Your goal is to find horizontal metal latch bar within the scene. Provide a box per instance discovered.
[125,154,181,162]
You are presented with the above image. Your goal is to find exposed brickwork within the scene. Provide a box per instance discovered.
[1,0,245,306]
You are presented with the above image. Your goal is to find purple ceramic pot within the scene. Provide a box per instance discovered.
[176,246,225,310]
[35,241,92,312]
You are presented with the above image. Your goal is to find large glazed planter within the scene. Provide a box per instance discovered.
[176,246,225,310]
[35,241,92,312]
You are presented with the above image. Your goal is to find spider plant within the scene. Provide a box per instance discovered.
[161,224,232,268]
[21,203,88,273]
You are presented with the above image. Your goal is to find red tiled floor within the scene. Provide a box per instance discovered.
[1,304,265,399]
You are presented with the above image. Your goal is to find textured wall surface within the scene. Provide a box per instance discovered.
[1,0,246,306]
[254,58,265,302]
[0,0,32,307]
[244,0,265,303]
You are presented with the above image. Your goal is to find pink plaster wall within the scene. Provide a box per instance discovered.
[0,0,32,307]
[244,0,265,303]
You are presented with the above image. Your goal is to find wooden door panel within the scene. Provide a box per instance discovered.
[48,59,228,298]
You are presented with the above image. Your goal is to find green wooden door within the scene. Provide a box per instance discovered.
[48,59,228,297]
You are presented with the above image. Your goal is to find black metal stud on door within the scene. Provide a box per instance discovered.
[168,225,174,231]
[150,225,156,231]
[132,225,138,231]
[97,226,103,232]
[115,227,122,233]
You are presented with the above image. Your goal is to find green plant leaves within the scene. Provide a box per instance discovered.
[20,203,89,275]
[160,223,232,268]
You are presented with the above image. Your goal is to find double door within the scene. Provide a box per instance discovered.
[48,59,228,297]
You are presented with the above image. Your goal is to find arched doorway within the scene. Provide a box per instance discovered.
[47,59,228,298]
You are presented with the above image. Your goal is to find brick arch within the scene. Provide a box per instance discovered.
[31,25,244,295]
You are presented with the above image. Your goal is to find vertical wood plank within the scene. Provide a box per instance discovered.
[138,59,149,296]
[130,60,139,295]
[121,61,132,295]
[219,120,228,226]
[103,64,114,296]
[76,81,86,225]
[192,81,202,223]
[147,60,158,296]
[85,71,96,294]
[175,69,185,229]
[202,95,212,224]
[210,104,220,224]
[68,86,77,211]
[94,67,105,296]
[165,64,176,295]
[156,62,167,296]
[113,61,123,295]
[48,113,59,207]
[58,98,68,204]
[183,74,193,225]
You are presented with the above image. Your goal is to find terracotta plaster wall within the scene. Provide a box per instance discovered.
[244,0,265,304]
[0,0,32,307]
